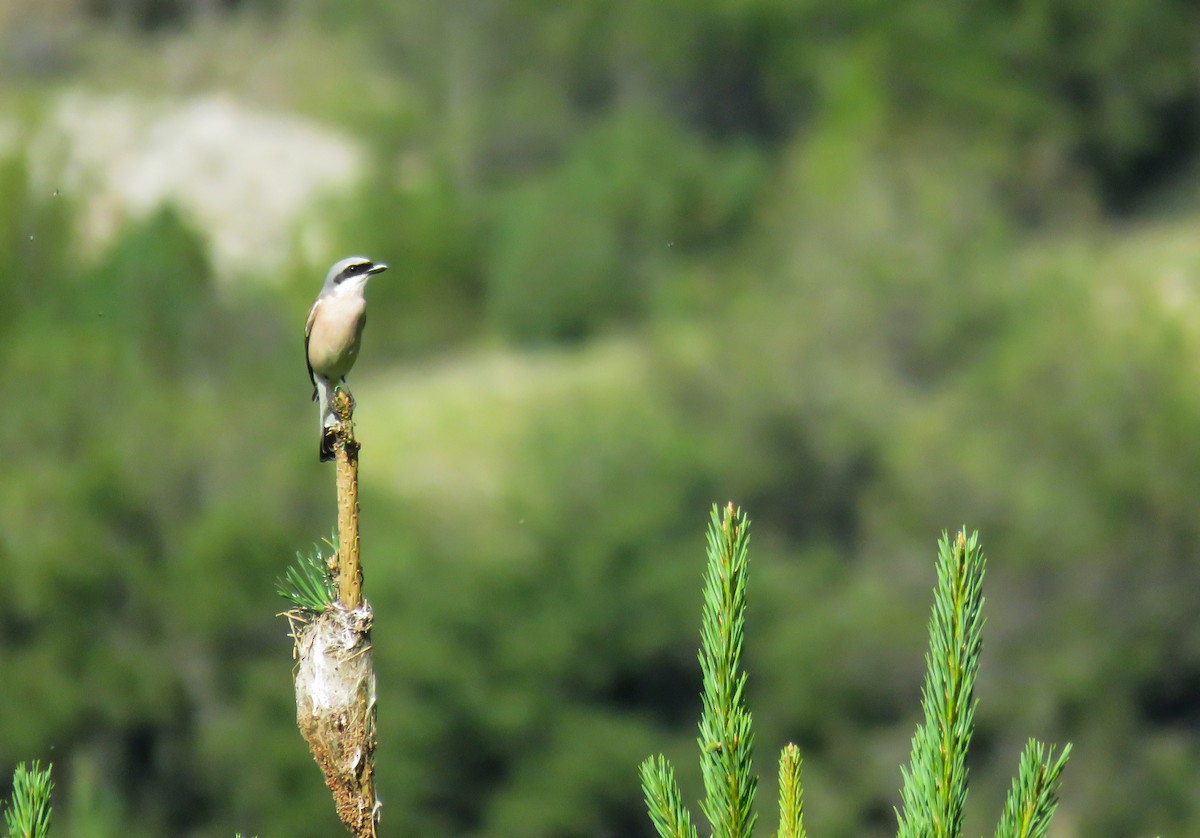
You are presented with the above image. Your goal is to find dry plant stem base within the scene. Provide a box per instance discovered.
[294,388,379,836]
[295,604,379,837]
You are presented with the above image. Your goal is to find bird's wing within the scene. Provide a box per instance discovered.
[305,299,319,400]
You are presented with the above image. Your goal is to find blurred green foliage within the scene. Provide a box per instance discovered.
[484,109,764,341]
[3,1,1200,836]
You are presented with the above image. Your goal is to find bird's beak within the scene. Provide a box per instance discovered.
[368,263,388,275]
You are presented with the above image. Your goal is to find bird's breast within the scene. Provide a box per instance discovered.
[307,296,367,379]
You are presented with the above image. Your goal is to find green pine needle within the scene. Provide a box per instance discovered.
[994,740,1072,838]
[4,761,54,838]
[776,743,806,838]
[896,528,986,838]
[640,754,699,838]
[697,503,758,838]
[276,533,337,615]
[638,515,1072,838]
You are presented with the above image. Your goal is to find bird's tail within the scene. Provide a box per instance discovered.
[316,378,338,462]
[319,428,337,462]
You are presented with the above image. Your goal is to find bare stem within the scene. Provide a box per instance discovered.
[331,390,363,609]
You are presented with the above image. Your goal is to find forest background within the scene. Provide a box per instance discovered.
[2,1,1199,835]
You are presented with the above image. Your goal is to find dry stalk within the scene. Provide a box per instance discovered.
[294,388,379,836]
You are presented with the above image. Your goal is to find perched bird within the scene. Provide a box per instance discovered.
[305,256,387,461]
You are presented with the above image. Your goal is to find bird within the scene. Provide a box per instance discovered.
[305,256,387,461]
